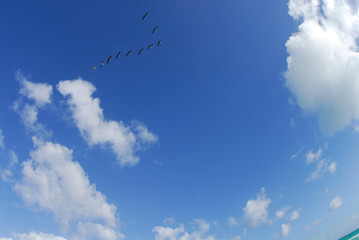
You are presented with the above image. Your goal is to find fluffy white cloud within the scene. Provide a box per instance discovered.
[289,209,300,221]
[16,71,53,107]
[285,0,359,136]
[0,129,4,148]
[153,225,185,240]
[12,232,66,240]
[231,236,241,240]
[242,188,271,228]
[153,219,215,240]
[228,216,238,227]
[329,195,343,210]
[280,223,291,238]
[14,138,120,237]
[304,219,322,231]
[57,78,158,167]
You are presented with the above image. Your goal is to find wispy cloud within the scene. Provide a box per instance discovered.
[228,216,239,227]
[304,219,322,231]
[329,196,343,211]
[305,147,336,182]
[0,129,4,148]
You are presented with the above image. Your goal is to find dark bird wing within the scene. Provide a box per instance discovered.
[138,48,144,55]
[142,12,148,20]
[92,66,96,71]
[146,44,153,50]
[100,61,104,68]
[107,55,112,64]
[126,50,132,56]
[157,40,162,46]
[152,26,159,34]
[115,51,121,59]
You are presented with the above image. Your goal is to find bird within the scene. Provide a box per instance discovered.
[115,51,121,59]
[100,61,104,68]
[107,55,112,64]
[142,11,148,21]
[152,26,159,34]
[92,66,96,71]
[125,50,132,57]
[146,44,153,50]
[157,40,162,46]
[138,48,144,55]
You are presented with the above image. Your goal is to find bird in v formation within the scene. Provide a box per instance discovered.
[92,11,162,71]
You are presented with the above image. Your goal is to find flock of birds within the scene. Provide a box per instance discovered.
[92,11,162,71]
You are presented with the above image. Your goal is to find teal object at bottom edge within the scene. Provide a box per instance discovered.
[338,228,359,240]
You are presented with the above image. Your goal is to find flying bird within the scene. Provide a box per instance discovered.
[152,26,159,34]
[142,12,148,20]
[100,61,104,68]
[146,44,153,50]
[157,40,162,46]
[107,55,112,64]
[138,48,144,55]
[125,50,132,57]
[115,51,121,59]
[92,66,96,71]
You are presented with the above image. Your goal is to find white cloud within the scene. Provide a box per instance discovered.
[164,217,175,225]
[355,125,359,133]
[242,188,271,228]
[305,147,336,182]
[228,216,238,227]
[12,232,66,240]
[57,78,158,167]
[231,236,241,240]
[285,0,359,136]
[306,148,322,164]
[14,138,120,237]
[0,129,4,148]
[13,74,52,139]
[153,219,215,240]
[329,195,343,210]
[16,71,53,107]
[306,159,337,182]
[74,222,124,240]
[290,147,303,160]
[304,219,322,231]
[153,225,185,240]
[280,224,291,238]
[289,209,300,221]
[276,206,291,219]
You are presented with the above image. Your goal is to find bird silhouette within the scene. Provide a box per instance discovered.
[92,66,96,71]
[157,40,162,46]
[142,12,148,21]
[146,44,153,50]
[126,50,132,57]
[100,61,104,68]
[152,26,159,34]
[107,55,112,64]
[115,51,121,59]
[138,48,144,55]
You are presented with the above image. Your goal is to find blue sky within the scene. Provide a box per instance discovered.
[1,0,359,239]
